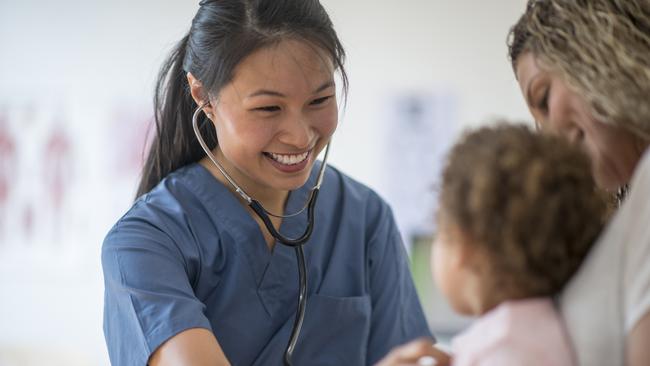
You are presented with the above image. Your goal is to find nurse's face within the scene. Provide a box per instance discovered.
[516,52,642,191]
[431,221,473,315]
[205,39,338,195]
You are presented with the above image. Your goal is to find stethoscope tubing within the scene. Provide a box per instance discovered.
[192,102,326,365]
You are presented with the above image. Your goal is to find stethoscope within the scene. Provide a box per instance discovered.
[192,102,329,366]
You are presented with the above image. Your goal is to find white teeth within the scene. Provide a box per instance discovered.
[269,151,309,165]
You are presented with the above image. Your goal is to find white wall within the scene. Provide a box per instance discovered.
[323,0,530,188]
[0,1,529,364]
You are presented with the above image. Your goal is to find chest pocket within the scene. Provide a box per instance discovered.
[293,294,372,365]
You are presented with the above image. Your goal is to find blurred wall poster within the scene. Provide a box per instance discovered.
[381,90,469,336]
[381,90,459,249]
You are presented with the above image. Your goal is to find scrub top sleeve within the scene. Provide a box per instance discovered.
[364,194,433,364]
[102,219,213,366]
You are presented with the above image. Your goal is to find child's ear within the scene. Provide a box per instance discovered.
[454,243,473,271]
[449,227,484,272]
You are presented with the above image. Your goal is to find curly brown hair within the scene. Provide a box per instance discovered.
[507,0,650,141]
[439,123,607,297]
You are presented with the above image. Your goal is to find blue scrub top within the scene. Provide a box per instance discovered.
[102,162,432,366]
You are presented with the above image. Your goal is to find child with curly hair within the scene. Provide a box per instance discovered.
[432,123,607,365]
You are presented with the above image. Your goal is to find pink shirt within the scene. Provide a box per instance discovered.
[451,298,575,366]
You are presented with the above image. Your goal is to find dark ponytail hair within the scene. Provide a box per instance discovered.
[136,0,348,198]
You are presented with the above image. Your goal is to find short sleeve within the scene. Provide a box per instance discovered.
[622,153,650,332]
[102,211,213,366]
[364,192,433,364]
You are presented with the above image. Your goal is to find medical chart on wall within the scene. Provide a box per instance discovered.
[0,99,152,257]
[0,109,15,246]
[380,90,460,248]
[380,90,472,335]
[0,95,154,365]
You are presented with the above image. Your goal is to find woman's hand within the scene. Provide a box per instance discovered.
[375,338,451,366]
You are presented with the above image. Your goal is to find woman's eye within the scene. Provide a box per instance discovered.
[537,88,549,112]
[254,105,281,113]
[310,95,333,106]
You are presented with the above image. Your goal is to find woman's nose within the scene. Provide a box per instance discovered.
[567,127,585,144]
[278,114,314,148]
[547,114,584,144]
[546,106,574,138]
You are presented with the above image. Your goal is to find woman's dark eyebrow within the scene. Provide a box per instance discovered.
[247,80,334,99]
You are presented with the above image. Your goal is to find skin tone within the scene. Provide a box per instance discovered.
[148,39,338,366]
[431,220,500,317]
[148,328,228,366]
[515,53,647,191]
[628,311,650,366]
[517,51,650,366]
[374,340,451,366]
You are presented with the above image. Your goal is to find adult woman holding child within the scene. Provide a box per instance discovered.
[378,0,650,365]
[509,1,650,365]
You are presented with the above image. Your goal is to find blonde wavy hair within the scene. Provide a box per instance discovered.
[508,0,650,141]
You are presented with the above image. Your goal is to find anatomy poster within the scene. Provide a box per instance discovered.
[381,90,460,248]
[0,100,152,252]
[0,109,16,244]
[381,90,471,335]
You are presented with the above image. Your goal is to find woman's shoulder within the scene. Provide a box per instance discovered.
[102,164,236,281]
[633,148,650,187]
[577,148,650,258]
[322,164,390,212]
[616,148,650,237]
[104,164,209,247]
[564,149,650,279]
[559,148,650,365]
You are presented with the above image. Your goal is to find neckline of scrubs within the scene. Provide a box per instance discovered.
[185,162,320,317]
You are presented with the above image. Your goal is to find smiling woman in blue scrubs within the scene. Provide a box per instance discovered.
[101,1,432,365]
